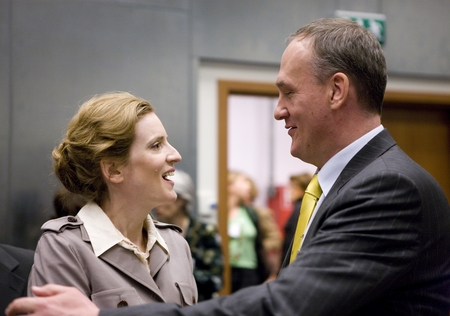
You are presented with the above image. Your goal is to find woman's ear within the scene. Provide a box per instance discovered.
[329,72,349,110]
[100,159,123,184]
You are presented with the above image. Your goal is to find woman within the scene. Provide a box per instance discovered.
[227,171,267,293]
[28,92,197,308]
[242,175,282,281]
[153,170,223,301]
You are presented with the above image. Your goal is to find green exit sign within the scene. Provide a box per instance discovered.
[335,10,386,46]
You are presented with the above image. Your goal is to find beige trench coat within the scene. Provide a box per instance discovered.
[28,216,197,309]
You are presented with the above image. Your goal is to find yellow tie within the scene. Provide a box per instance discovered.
[289,174,322,263]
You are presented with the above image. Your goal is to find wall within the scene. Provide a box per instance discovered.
[0,0,194,247]
[1,0,450,248]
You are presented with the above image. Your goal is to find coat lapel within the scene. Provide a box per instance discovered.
[149,242,169,279]
[99,245,166,301]
[78,219,172,301]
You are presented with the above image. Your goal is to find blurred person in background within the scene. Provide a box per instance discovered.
[227,171,269,292]
[281,173,312,260]
[153,170,223,301]
[242,175,282,280]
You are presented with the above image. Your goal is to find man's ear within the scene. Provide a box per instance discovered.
[100,159,123,184]
[329,72,349,110]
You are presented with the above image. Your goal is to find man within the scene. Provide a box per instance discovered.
[0,244,34,312]
[6,17,450,316]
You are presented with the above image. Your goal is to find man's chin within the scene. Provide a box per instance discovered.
[290,146,301,159]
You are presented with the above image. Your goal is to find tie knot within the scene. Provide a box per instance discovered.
[306,174,322,199]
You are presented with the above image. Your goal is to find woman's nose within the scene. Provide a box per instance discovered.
[168,144,182,162]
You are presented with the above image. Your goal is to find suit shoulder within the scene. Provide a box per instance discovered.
[41,216,83,233]
[0,243,34,256]
[0,244,34,267]
[153,220,182,233]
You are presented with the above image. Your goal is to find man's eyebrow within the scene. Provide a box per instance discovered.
[276,80,286,88]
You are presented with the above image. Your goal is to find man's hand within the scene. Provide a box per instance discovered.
[5,284,100,316]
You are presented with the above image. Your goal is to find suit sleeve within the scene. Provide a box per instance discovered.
[28,231,91,297]
[100,170,424,316]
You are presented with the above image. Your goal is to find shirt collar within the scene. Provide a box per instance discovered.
[77,202,169,257]
[318,125,384,197]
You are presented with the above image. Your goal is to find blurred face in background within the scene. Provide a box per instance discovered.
[229,174,252,205]
[289,181,305,203]
[153,197,187,223]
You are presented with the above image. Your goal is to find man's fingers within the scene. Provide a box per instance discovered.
[5,285,99,316]
[5,285,75,316]
[5,297,39,316]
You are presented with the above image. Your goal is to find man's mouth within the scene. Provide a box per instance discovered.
[288,127,297,137]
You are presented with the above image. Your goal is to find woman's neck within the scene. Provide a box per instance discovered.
[101,199,148,252]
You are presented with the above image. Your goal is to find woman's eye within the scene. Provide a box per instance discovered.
[151,142,162,149]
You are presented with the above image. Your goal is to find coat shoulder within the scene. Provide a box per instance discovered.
[153,220,182,233]
[41,216,83,233]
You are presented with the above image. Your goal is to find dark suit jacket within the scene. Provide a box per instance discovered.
[0,244,34,312]
[101,129,450,316]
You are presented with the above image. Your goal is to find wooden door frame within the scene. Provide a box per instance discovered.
[217,79,450,295]
[217,80,279,294]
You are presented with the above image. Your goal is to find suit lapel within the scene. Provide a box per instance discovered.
[306,129,397,242]
[328,129,395,197]
[281,130,397,268]
[0,246,20,274]
[0,246,26,301]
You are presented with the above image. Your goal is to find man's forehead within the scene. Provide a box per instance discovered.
[275,59,296,88]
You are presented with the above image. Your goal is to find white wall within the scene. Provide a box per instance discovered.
[228,95,316,207]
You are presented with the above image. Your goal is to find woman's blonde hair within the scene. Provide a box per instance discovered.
[52,91,154,204]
